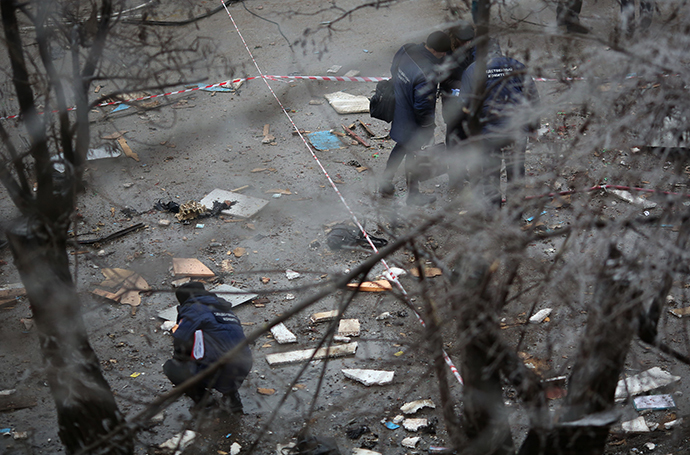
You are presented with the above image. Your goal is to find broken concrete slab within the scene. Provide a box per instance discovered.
[270,323,297,344]
[310,310,339,323]
[324,91,369,114]
[333,335,351,343]
[621,416,650,433]
[210,283,257,307]
[401,436,420,449]
[338,319,360,337]
[529,308,552,324]
[400,399,436,414]
[352,449,381,455]
[633,394,676,411]
[200,188,269,219]
[402,418,428,432]
[614,367,681,401]
[342,369,394,386]
[265,342,357,366]
[172,258,215,278]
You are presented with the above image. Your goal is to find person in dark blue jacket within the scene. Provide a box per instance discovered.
[163,282,252,413]
[380,31,450,206]
[448,41,539,207]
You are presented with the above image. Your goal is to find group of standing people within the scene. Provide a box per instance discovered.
[381,22,539,208]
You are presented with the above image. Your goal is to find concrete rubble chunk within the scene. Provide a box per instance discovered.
[400,399,436,414]
[402,436,420,448]
[333,335,351,343]
[200,188,269,219]
[375,312,391,320]
[338,319,360,337]
[211,284,257,307]
[311,310,339,323]
[352,449,381,455]
[266,342,357,366]
[529,308,552,324]
[614,367,681,400]
[393,415,404,424]
[230,442,241,455]
[621,416,650,433]
[270,323,297,344]
[402,418,428,432]
[608,188,657,209]
[159,430,197,455]
[286,269,301,280]
[342,369,394,386]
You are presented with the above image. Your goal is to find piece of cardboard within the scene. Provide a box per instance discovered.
[172,258,215,278]
[199,188,269,219]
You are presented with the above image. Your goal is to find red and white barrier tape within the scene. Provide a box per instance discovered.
[220,2,464,384]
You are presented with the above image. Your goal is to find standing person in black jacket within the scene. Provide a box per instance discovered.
[163,282,252,413]
[379,31,450,206]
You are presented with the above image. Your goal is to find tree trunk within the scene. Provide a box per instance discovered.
[8,217,133,455]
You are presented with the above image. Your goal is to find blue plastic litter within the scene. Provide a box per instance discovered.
[0,428,11,434]
[111,104,130,113]
[306,131,343,151]
[384,421,399,430]
[225,433,232,438]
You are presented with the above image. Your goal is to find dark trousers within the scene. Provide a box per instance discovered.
[164,358,208,403]
[383,142,425,195]
[474,136,527,207]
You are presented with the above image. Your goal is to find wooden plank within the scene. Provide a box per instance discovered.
[341,124,371,147]
[346,280,392,292]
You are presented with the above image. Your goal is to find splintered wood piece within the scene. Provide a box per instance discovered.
[341,124,371,147]
[172,258,215,278]
[117,137,140,161]
[346,280,392,292]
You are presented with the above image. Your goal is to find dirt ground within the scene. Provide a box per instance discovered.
[1,0,690,454]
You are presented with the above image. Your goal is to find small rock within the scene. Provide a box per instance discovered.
[159,219,171,226]
[644,442,655,450]
[376,312,391,320]
[286,269,301,280]
[123,182,134,188]
[402,418,428,432]
[285,293,295,300]
[401,436,420,448]
[230,442,241,455]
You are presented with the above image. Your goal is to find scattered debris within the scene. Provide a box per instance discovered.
[0,389,16,396]
[200,189,269,219]
[160,321,176,331]
[542,375,568,400]
[402,436,420,449]
[266,189,292,195]
[257,388,276,395]
[621,416,650,433]
[352,449,381,455]
[346,280,392,292]
[210,284,257,307]
[607,188,657,209]
[230,442,241,455]
[342,124,371,147]
[172,258,215,278]
[326,223,387,250]
[154,200,180,214]
[326,65,342,74]
[159,219,171,226]
[633,394,676,410]
[669,306,690,318]
[101,131,127,140]
[311,310,339,323]
[375,312,391,320]
[116,137,140,162]
[265,342,357,366]
[663,418,682,429]
[614,367,681,401]
[529,308,552,324]
[77,222,145,245]
[402,418,428,432]
[20,318,34,330]
[286,269,301,280]
[0,283,26,301]
[171,277,191,287]
[324,91,370,114]
[262,124,276,144]
[261,277,270,284]
[333,335,351,343]
[342,369,394,386]
[357,119,375,137]
[346,425,370,439]
[410,267,442,278]
[306,131,344,151]
[93,268,150,307]
[382,420,400,430]
[176,201,207,221]
[344,70,360,78]
[381,267,406,281]
[159,430,197,455]
[270,323,297,344]
[338,319,360,337]
[87,143,122,160]
[400,399,435,414]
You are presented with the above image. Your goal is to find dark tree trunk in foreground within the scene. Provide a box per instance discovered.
[1,1,131,453]
[518,244,641,455]
[8,219,132,455]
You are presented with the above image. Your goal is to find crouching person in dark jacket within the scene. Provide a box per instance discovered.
[163,282,252,414]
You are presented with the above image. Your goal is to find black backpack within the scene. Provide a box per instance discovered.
[369,79,395,123]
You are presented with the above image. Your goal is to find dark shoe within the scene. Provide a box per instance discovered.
[406,192,436,206]
[565,22,590,34]
[221,390,244,414]
[379,181,395,197]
